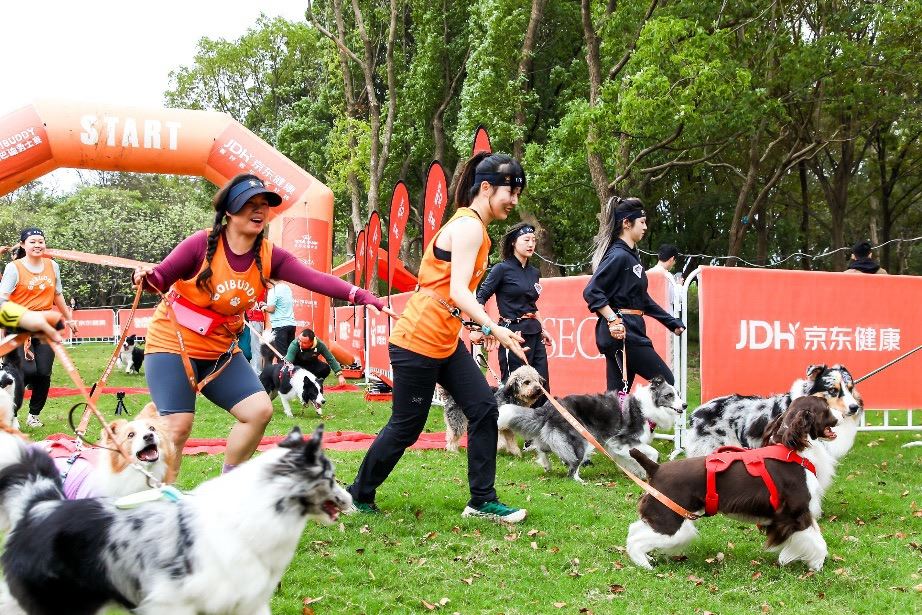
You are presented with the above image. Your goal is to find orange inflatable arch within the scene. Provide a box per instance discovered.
[0,101,335,338]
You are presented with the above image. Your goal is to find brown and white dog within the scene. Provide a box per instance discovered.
[39,402,174,499]
[626,396,839,571]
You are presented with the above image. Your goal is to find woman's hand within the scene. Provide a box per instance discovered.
[541,330,552,346]
[337,373,347,386]
[491,325,527,363]
[64,318,78,334]
[608,317,626,340]
[366,303,400,320]
[15,309,63,342]
[469,330,485,346]
[674,326,685,336]
[132,264,156,286]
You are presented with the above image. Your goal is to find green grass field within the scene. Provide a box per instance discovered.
[12,344,922,614]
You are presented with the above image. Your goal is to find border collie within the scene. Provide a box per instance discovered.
[498,376,687,482]
[0,351,24,429]
[259,363,325,417]
[443,365,545,455]
[684,364,862,460]
[626,396,839,571]
[115,334,145,374]
[0,424,350,615]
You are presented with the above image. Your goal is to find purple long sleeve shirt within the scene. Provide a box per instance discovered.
[146,230,382,309]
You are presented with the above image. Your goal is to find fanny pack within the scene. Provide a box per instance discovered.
[167,292,241,336]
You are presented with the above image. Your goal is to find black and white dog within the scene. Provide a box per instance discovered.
[0,425,351,615]
[115,334,145,374]
[684,364,863,461]
[499,376,687,482]
[259,363,326,417]
[443,365,545,455]
[0,351,24,429]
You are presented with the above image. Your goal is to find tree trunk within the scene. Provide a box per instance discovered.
[798,161,811,270]
[580,0,611,207]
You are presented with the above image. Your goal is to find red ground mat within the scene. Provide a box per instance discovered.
[43,431,463,455]
[25,384,363,398]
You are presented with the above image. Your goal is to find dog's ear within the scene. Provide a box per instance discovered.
[101,419,127,445]
[302,424,324,460]
[805,364,826,381]
[139,402,159,420]
[764,399,812,450]
[650,375,665,387]
[279,426,304,449]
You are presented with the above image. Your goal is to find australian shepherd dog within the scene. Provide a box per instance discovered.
[684,364,862,461]
[626,396,839,571]
[442,365,545,455]
[498,376,686,482]
[0,424,350,615]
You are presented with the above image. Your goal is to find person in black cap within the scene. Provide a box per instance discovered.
[0,227,78,428]
[132,173,394,482]
[475,222,550,388]
[583,197,685,393]
[845,241,888,275]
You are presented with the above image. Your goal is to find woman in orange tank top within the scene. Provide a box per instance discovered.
[133,174,395,482]
[348,153,531,524]
[0,228,77,429]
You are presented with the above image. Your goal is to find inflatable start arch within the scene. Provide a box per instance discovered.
[0,101,334,336]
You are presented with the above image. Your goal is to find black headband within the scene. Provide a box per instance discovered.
[473,172,525,188]
[511,225,536,239]
[615,208,646,224]
[20,228,44,242]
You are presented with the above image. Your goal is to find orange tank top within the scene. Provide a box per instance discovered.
[145,232,273,359]
[8,259,57,310]
[390,208,491,358]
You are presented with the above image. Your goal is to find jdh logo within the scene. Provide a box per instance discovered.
[735,320,800,350]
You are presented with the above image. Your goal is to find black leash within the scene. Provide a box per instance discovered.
[854,343,922,384]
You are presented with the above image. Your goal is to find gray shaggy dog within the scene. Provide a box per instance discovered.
[443,365,545,455]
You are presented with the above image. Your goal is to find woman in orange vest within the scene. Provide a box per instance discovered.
[133,174,395,482]
[348,153,529,523]
[0,228,78,428]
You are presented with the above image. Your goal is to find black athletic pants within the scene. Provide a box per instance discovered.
[498,329,549,390]
[19,337,54,416]
[263,325,296,364]
[603,342,673,392]
[348,341,498,508]
[294,356,332,382]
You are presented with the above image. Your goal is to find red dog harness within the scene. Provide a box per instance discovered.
[704,444,816,516]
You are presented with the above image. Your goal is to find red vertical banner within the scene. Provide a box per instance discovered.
[281,216,329,330]
[471,125,492,155]
[365,211,382,291]
[422,161,448,251]
[354,229,366,290]
[387,181,411,294]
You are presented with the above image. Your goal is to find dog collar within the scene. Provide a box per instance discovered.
[115,485,184,509]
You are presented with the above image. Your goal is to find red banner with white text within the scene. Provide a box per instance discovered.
[698,266,922,408]
[117,308,156,338]
[387,181,411,294]
[365,212,382,291]
[422,161,449,251]
[70,309,116,339]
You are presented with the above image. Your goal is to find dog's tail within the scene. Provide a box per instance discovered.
[629,448,660,478]
[0,442,64,531]
[498,403,544,439]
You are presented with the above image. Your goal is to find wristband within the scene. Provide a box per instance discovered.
[605,313,618,322]
[481,323,492,337]
[0,301,27,329]
[348,285,359,304]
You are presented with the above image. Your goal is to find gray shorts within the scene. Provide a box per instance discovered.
[145,352,265,415]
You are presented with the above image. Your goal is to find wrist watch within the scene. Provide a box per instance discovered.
[480,323,493,336]
[605,313,618,322]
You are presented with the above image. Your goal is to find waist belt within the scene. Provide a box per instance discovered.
[704,444,816,516]
[615,308,644,316]
[416,286,481,330]
[499,312,537,325]
[167,291,242,335]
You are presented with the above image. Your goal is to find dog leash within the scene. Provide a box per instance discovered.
[854,343,922,384]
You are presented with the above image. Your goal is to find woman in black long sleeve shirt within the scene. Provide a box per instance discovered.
[475,223,550,387]
[583,198,685,392]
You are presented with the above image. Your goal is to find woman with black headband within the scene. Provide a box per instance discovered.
[0,228,78,428]
[347,152,529,524]
[475,222,550,387]
[583,197,685,392]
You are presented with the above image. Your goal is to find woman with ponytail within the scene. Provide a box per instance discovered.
[0,228,77,428]
[347,153,529,524]
[583,197,685,393]
[133,174,394,482]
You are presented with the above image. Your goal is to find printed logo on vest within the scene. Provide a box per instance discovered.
[27,275,53,292]
[534,282,542,295]
[632,264,643,279]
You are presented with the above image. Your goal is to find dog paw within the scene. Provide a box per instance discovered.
[628,552,654,570]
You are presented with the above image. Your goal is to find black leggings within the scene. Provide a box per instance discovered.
[19,337,54,416]
[349,341,498,508]
[603,342,673,392]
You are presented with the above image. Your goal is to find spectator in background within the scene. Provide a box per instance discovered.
[263,281,296,363]
[845,241,888,275]
[649,244,679,276]
[286,328,347,386]
[244,291,267,373]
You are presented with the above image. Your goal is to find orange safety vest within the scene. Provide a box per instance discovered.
[390,208,490,359]
[8,259,57,310]
[145,232,273,360]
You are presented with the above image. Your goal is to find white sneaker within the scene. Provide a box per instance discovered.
[26,414,43,428]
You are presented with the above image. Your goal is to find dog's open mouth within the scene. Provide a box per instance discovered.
[136,444,160,462]
[823,426,837,439]
[321,500,341,521]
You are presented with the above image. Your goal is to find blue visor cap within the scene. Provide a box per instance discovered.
[225,178,283,214]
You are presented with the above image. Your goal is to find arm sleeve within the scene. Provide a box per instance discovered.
[271,246,384,309]
[641,291,685,330]
[583,257,619,313]
[476,263,503,305]
[285,339,298,362]
[52,261,64,294]
[317,340,342,374]
[145,231,208,292]
[0,263,19,299]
